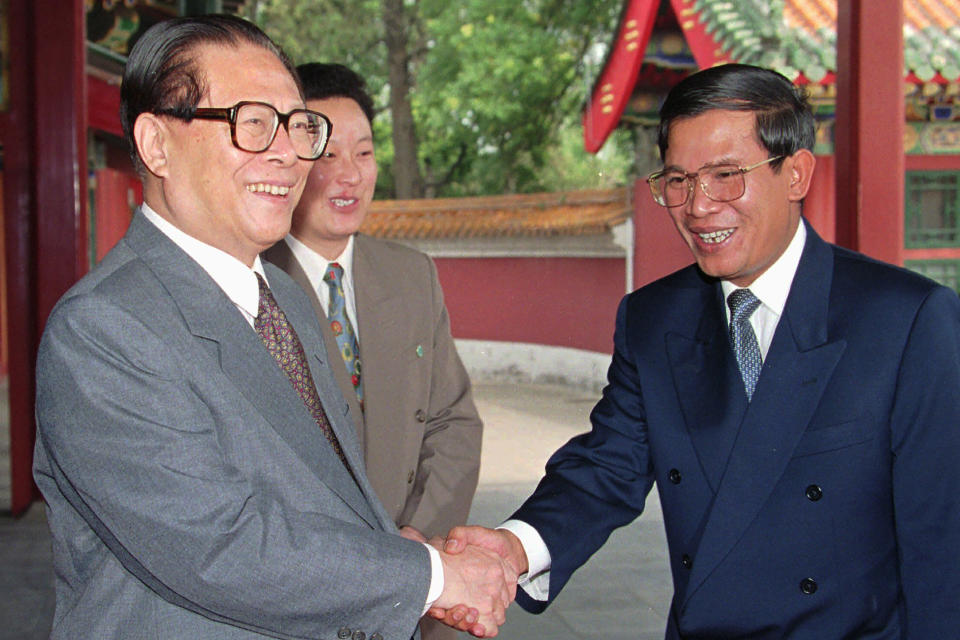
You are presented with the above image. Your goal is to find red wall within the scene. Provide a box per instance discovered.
[434,256,626,354]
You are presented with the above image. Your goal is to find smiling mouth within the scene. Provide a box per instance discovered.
[331,198,358,207]
[246,183,291,196]
[698,229,734,244]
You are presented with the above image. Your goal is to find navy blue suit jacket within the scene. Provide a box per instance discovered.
[513,222,960,638]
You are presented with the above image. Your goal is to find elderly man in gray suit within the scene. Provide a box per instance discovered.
[33,14,512,640]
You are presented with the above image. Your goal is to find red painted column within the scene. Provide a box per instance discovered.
[1,0,39,514]
[834,0,904,264]
[35,0,89,317]
[1,0,89,514]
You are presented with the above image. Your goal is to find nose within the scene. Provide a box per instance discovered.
[336,154,361,185]
[263,124,299,165]
[685,175,719,218]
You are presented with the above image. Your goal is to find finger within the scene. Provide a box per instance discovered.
[443,526,468,553]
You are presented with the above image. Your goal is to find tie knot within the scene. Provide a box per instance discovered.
[728,288,761,323]
[323,262,344,285]
[255,271,269,292]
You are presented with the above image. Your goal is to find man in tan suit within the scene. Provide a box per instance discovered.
[263,63,483,637]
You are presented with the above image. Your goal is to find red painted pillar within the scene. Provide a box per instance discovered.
[1,0,89,514]
[0,0,37,514]
[834,0,904,264]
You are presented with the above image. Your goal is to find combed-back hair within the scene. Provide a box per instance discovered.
[296,62,376,125]
[657,63,816,171]
[120,14,299,174]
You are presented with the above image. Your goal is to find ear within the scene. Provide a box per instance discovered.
[786,148,816,202]
[133,113,172,178]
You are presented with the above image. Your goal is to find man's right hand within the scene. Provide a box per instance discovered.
[444,526,529,577]
[430,538,519,638]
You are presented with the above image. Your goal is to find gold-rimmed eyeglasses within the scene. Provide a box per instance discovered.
[646,156,783,208]
[157,101,332,161]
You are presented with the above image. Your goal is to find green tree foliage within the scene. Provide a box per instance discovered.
[244,0,631,197]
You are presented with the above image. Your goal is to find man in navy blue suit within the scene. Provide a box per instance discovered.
[439,64,960,638]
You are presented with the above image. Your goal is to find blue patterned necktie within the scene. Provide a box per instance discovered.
[254,273,350,468]
[322,263,363,404]
[727,288,763,401]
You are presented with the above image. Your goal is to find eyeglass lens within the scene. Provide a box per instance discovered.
[235,103,327,159]
[653,166,746,207]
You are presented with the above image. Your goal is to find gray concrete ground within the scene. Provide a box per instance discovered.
[0,382,672,640]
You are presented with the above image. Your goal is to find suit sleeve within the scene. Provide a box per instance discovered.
[398,255,483,538]
[511,295,655,613]
[34,295,429,639]
[888,285,960,637]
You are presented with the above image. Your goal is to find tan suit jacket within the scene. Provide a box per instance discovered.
[264,234,483,538]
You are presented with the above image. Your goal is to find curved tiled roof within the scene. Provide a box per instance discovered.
[361,187,632,239]
[585,0,960,151]
[672,0,960,84]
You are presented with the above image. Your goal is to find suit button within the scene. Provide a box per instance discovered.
[805,485,822,501]
[337,629,351,639]
[407,470,415,484]
[415,409,427,422]
[681,554,692,569]
[668,469,682,484]
[800,578,818,594]
[353,632,366,640]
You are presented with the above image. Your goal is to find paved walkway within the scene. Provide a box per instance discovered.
[0,382,672,640]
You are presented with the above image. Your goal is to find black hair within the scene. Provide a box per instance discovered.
[120,14,299,174]
[657,63,816,171]
[296,62,376,125]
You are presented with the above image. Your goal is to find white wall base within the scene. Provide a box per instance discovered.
[456,339,610,394]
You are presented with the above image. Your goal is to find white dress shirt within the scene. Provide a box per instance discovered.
[140,203,266,326]
[505,221,808,601]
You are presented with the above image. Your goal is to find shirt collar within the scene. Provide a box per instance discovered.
[141,202,265,320]
[284,233,356,289]
[721,219,806,317]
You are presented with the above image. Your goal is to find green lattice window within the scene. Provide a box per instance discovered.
[905,260,960,294]
[904,171,960,248]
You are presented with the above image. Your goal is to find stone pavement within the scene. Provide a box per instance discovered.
[0,382,672,640]
[469,382,672,640]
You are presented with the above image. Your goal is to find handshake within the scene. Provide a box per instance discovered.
[416,526,530,638]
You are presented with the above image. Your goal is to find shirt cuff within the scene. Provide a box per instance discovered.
[498,519,551,601]
[422,542,444,616]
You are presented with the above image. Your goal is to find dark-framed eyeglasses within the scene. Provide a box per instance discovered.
[646,156,783,208]
[157,101,332,160]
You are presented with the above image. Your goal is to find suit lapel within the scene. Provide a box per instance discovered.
[126,216,379,528]
[681,224,847,608]
[352,235,405,425]
[667,279,748,493]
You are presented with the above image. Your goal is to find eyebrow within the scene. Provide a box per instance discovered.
[662,157,742,173]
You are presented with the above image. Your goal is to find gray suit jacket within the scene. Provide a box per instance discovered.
[263,235,482,539]
[33,211,430,639]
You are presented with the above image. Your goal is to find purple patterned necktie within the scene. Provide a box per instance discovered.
[254,273,349,468]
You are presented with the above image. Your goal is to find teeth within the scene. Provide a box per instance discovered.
[247,183,290,195]
[331,198,356,207]
[698,229,733,244]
